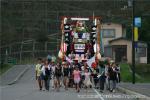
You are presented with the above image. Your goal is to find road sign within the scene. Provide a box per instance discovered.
[134,17,141,27]
[134,42,138,48]
[134,27,138,41]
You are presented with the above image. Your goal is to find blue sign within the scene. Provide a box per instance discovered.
[134,42,138,48]
[134,17,141,27]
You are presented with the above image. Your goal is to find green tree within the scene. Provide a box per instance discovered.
[139,17,150,63]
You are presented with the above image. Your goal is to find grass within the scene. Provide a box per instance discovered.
[120,63,133,82]
[134,64,150,83]
[0,64,13,75]
[0,58,35,76]
[120,63,150,83]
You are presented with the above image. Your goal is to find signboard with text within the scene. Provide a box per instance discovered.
[134,17,141,27]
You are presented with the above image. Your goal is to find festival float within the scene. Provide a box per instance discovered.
[58,16,102,67]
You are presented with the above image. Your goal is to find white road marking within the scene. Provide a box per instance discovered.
[93,88,105,100]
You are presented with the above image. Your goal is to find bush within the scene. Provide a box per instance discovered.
[120,63,150,83]
[120,63,132,82]
[128,63,150,83]
[135,64,150,73]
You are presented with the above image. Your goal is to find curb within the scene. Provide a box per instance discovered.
[117,86,150,100]
[7,65,30,85]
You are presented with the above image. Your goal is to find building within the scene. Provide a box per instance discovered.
[102,23,147,64]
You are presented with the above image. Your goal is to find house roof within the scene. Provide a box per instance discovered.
[109,37,131,43]
[109,37,148,47]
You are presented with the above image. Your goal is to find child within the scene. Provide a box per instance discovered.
[73,67,81,93]
[83,68,92,93]
[35,58,43,91]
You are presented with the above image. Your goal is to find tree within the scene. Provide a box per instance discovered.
[139,17,150,63]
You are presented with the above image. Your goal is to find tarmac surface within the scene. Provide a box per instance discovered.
[118,83,150,97]
[0,65,147,100]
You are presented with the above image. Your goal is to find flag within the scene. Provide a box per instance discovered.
[96,52,101,60]
[66,56,73,63]
[100,30,104,55]
[93,43,100,53]
[60,43,67,52]
[58,50,63,59]
[86,56,95,68]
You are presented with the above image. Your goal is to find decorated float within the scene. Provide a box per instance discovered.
[58,16,102,67]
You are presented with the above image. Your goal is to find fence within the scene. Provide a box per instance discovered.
[0,40,60,64]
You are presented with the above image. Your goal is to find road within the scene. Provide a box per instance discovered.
[1,65,136,100]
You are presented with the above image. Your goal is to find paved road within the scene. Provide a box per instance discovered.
[0,65,29,85]
[1,65,137,100]
[118,83,150,97]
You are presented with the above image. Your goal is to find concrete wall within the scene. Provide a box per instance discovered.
[139,57,147,63]
[139,48,147,64]
[102,23,123,46]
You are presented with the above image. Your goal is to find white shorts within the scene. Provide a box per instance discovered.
[74,78,80,84]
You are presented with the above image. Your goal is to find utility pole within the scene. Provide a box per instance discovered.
[132,0,135,84]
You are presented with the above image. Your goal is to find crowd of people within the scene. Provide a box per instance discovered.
[35,57,121,93]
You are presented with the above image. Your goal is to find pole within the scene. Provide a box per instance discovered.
[97,19,101,48]
[57,12,59,54]
[33,40,35,59]
[20,41,23,63]
[132,0,135,84]
[61,18,64,61]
